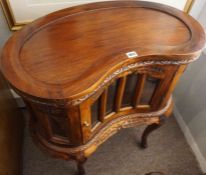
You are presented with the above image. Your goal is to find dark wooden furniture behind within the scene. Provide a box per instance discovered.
[0,1,205,175]
[0,71,23,175]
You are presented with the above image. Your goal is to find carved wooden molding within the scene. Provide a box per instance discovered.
[35,96,172,155]
[17,56,199,107]
[71,57,199,105]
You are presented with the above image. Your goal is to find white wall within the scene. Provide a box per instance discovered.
[191,0,206,54]
[174,1,206,173]
[189,0,206,19]
[197,2,206,29]
[9,0,189,22]
[0,8,12,49]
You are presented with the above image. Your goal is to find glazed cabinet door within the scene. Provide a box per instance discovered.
[24,101,83,146]
[80,65,179,143]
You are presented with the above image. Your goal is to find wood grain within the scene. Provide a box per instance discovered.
[0,1,205,101]
[0,1,205,175]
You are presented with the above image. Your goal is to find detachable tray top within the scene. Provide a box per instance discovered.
[1,1,205,100]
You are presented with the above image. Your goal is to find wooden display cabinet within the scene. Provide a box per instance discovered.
[1,1,205,174]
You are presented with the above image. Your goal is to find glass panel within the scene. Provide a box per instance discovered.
[91,97,100,127]
[49,115,69,137]
[106,79,118,115]
[122,73,138,107]
[140,76,159,105]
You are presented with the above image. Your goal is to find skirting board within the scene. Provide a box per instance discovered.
[203,47,206,55]
[173,105,206,173]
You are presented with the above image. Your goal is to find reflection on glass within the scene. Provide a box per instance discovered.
[140,76,159,105]
[122,73,138,107]
[106,79,118,115]
[91,97,100,127]
[49,115,69,137]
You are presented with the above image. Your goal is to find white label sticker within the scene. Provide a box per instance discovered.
[126,51,138,58]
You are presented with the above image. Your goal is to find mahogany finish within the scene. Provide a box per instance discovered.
[0,71,23,175]
[0,1,205,175]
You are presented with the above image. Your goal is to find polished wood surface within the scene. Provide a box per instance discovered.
[0,1,205,175]
[0,71,23,175]
[0,1,205,100]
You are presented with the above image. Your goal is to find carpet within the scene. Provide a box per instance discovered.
[22,112,203,175]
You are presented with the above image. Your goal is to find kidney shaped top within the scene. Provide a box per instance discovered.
[0,1,205,101]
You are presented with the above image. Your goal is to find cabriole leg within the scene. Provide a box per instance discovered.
[141,116,165,148]
[76,154,87,175]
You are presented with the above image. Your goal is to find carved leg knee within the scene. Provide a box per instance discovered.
[140,117,165,148]
[75,154,87,175]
